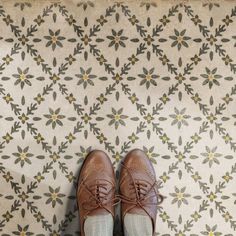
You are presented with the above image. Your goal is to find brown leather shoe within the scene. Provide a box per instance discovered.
[77,150,119,236]
[119,149,164,235]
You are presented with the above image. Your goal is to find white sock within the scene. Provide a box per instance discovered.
[124,213,153,236]
[84,213,113,236]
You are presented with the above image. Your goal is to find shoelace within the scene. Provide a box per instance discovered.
[118,162,164,217]
[81,179,120,212]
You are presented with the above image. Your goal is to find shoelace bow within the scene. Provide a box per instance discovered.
[81,179,120,212]
[118,163,164,217]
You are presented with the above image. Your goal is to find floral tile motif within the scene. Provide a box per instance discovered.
[0,0,236,235]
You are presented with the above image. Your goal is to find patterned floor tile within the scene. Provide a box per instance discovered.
[0,0,235,235]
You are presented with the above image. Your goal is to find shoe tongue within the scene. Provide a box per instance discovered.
[85,182,113,217]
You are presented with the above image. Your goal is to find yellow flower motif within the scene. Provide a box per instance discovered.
[175,73,186,83]
[34,212,44,222]
[18,34,29,45]
[206,113,217,123]
[50,74,60,84]
[191,15,202,25]
[222,94,232,104]
[170,107,190,129]
[44,186,65,208]
[222,134,232,144]
[66,93,76,104]
[82,113,91,124]
[96,133,107,144]
[34,15,44,25]
[66,172,75,182]
[107,29,128,51]
[223,211,232,222]
[170,186,191,207]
[160,93,170,104]
[129,93,138,104]
[96,55,107,65]
[222,55,232,65]
[76,67,96,88]
[113,73,123,83]
[207,191,217,202]
[160,15,170,26]
[129,15,138,25]
[143,146,158,162]
[3,171,13,182]
[208,152,214,160]
[34,172,45,183]
[128,54,139,65]
[76,147,92,162]
[107,108,128,130]
[160,55,169,65]
[65,133,76,143]
[191,211,201,221]
[191,133,201,143]
[128,133,138,143]
[66,15,76,25]
[175,152,185,162]
[97,94,107,104]
[34,133,44,144]
[160,134,169,143]
[18,191,29,202]
[2,211,13,222]
[34,94,45,104]
[138,67,158,89]
[3,15,13,25]
[3,93,13,104]
[113,152,121,163]
[201,146,222,167]
[2,54,13,65]
[144,34,154,45]
[12,146,34,167]
[160,212,169,222]
[208,231,214,236]
[50,152,60,162]
[191,93,201,104]
[65,54,76,65]
[160,172,170,183]
[201,225,223,236]
[222,172,232,183]
[191,172,201,182]
[44,29,65,51]
[34,55,44,65]
[201,67,222,89]
[13,67,33,89]
[97,15,107,26]
[18,113,29,124]
[44,108,65,129]
[81,34,91,45]
[191,54,201,65]
[146,151,152,159]
[2,132,13,143]
[144,113,154,124]
[169,29,191,51]
[207,34,217,45]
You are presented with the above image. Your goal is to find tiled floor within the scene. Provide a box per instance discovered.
[0,0,236,235]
